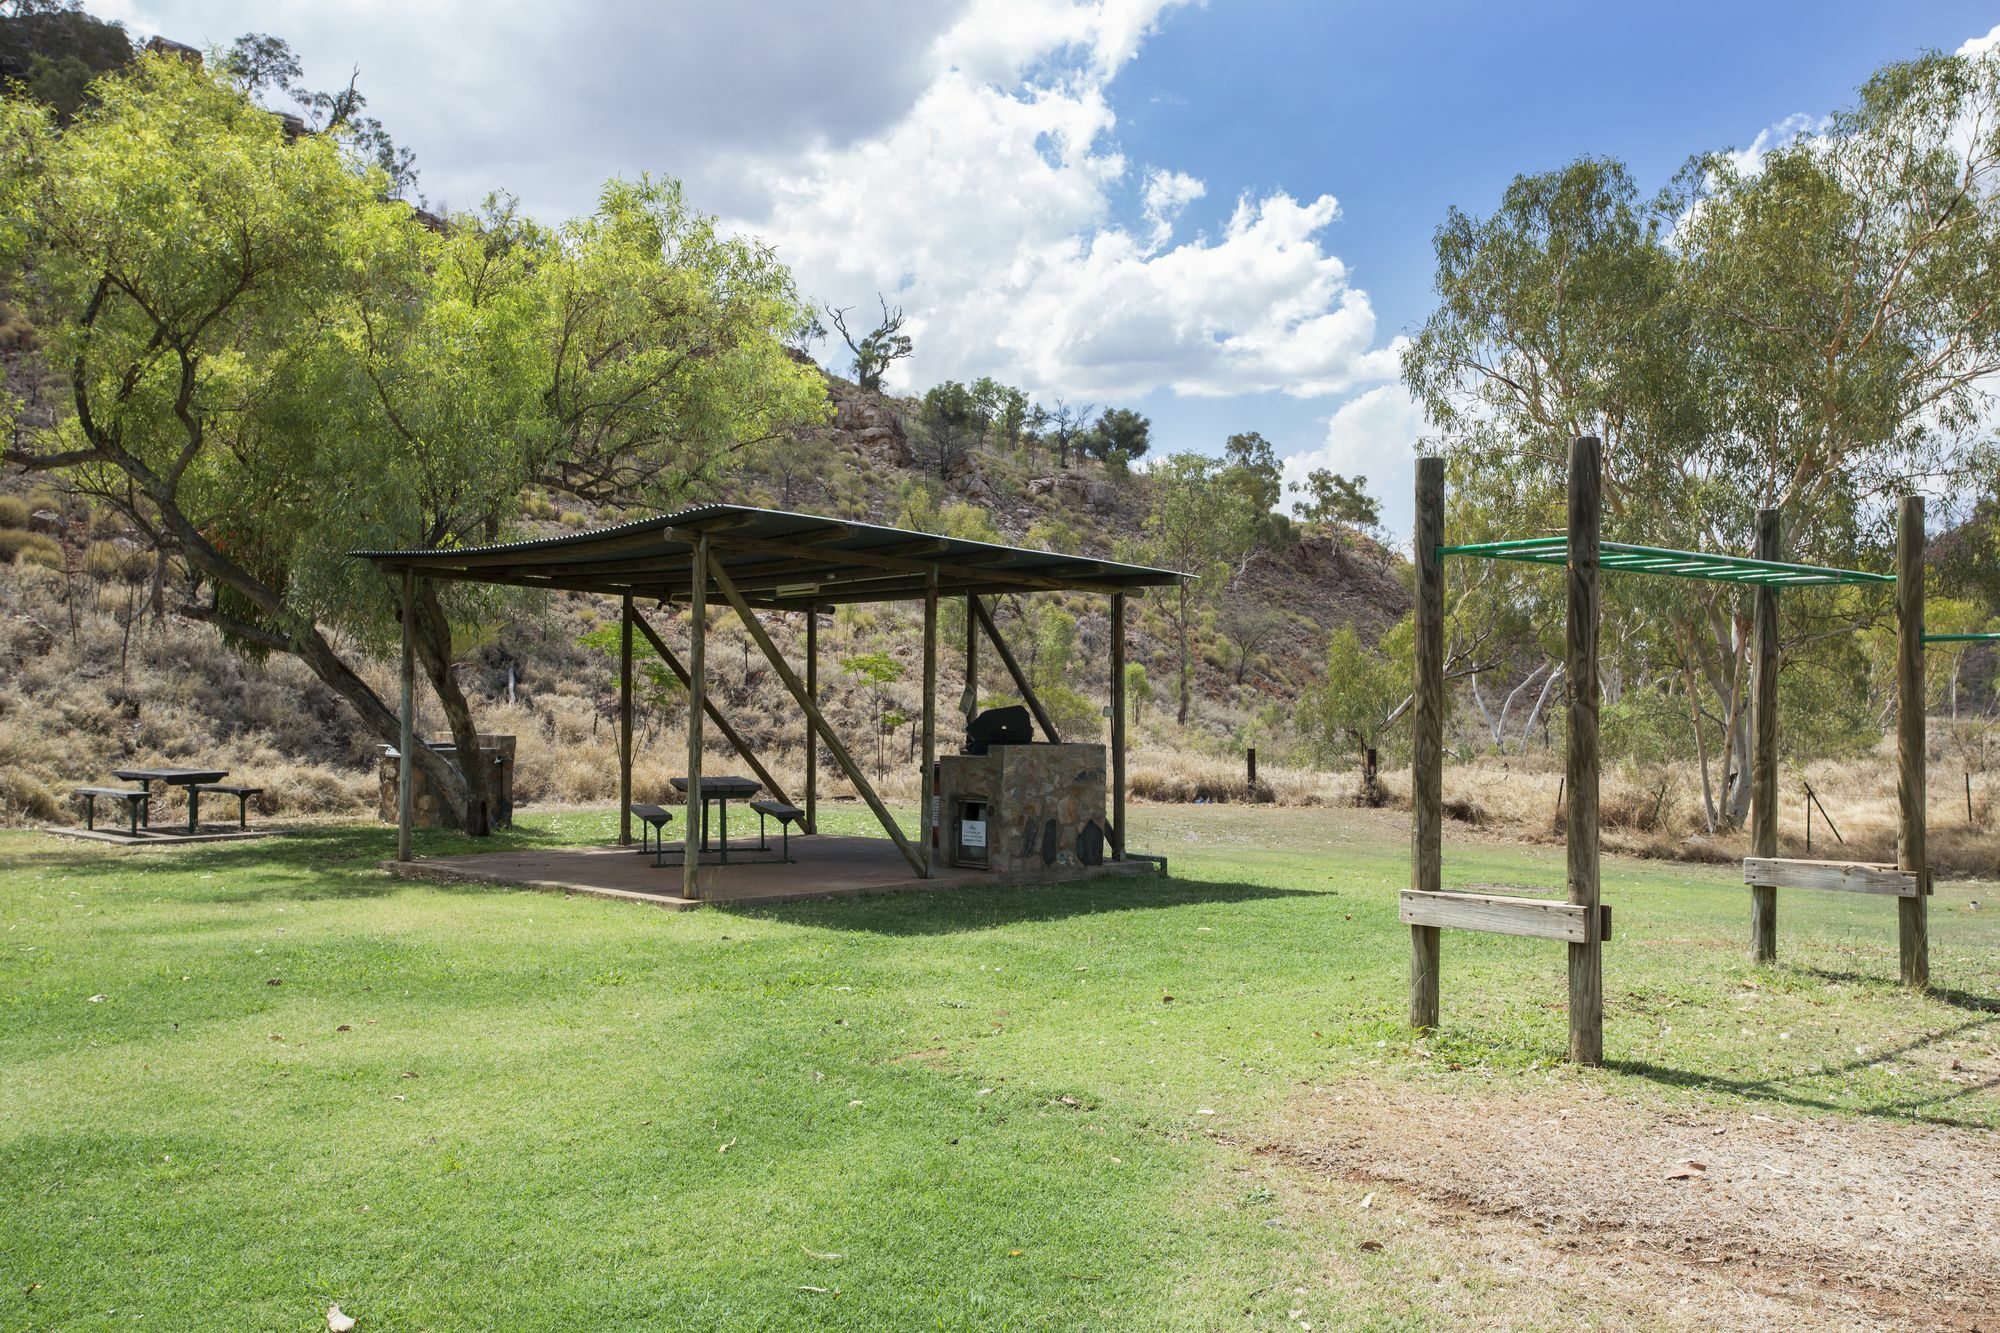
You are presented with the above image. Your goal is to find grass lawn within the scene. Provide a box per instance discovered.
[2,804,1995,1330]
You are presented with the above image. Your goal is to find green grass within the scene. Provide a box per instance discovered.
[2,805,1995,1329]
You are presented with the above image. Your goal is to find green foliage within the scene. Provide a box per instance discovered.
[576,621,686,720]
[918,379,978,477]
[1084,407,1151,465]
[0,526,59,566]
[1123,661,1152,725]
[0,495,28,529]
[1291,468,1381,529]
[1145,452,1257,723]
[1306,619,1411,765]
[1025,516,1078,554]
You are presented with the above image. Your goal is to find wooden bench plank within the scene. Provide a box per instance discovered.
[1741,857,1923,897]
[1399,889,1611,944]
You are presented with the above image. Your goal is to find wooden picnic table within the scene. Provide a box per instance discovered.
[112,766,229,835]
[667,775,761,863]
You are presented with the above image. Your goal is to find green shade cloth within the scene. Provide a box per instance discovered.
[1439,537,1892,588]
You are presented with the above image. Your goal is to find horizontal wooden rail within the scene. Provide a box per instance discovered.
[1399,889,1611,944]
[1742,857,1924,897]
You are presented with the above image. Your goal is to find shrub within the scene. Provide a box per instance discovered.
[0,529,63,568]
[0,496,28,529]
[82,539,149,583]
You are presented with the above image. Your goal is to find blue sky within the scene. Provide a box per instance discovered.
[118,0,2000,534]
[1105,1,2000,530]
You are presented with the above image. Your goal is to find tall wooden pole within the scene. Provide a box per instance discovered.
[1897,494,1929,989]
[1409,457,1445,1031]
[1566,437,1604,1066]
[683,534,708,901]
[1110,591,1127,859]
[962,594,980,723]
[618,593,634,847]
[921,571,938,878]
[805,607,818,834]
[1749,509,1781,962]
[397,568,415,863]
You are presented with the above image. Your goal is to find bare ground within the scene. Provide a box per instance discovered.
[1251,1081,1998,1330]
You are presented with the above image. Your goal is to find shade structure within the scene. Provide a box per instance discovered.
[1924,632,2000,645]
[354,504,1186,607]
[355,503,1183,897]
[1439,536,1892,588]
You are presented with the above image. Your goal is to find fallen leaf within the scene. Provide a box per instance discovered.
[1358,1240,1384,1252]
[327,1303,357,1332]
[1359,1192,1375,1209]
[797,1285,833,1295]
[801,1245,843,1261]
[336,1025,352,1033]
[848,1099,863,1107]
[23,1283,40,1296]
[1008,1250,1023,1257]
[391,1094,406,1102]
[267,978,283,987]
[718,1138,736,1154]
[87,994,108,1003]
[401,1071,420,1079]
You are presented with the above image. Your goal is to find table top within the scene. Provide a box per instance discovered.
[668,775,761,797]
[113,767,229,783]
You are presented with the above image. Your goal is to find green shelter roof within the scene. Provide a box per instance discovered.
[1923,632,2000,645]
[1438,537,1892,588]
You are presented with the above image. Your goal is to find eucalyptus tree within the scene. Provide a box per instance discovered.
[1405,46,2000,825]
[1144,452,1255,724]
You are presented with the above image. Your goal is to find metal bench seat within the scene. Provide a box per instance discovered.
[77,786,151,836]
[749,799,803,862]
[193,783,263,830]
[629,803,675,865]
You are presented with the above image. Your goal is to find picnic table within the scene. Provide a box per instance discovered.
[112,766,229,834]
[667,775,761,864]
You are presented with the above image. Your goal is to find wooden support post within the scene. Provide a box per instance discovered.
[397,568,415,863]
[708,555,927,877]
[1110,591,1127,859]
[1410,456,1445,1031]
[922,570,938,878]
[630,607,793,810]
[1566,437,1603,1066]
[1897,493,1929,989]
[1749,509,1781,962]
[970,595,1063,743]
[618,593,634,847]
[962,594,980,723]
[805,607,818,834]
[683,534,707,901]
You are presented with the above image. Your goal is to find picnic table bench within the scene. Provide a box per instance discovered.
[111,766,229,834]
[629,803,676,866]
[77,786,150,836]
[667,775,761,864]
[194,783,263,829]
[750,799,803,863]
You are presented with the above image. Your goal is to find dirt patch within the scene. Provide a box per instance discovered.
[1259,1081,1998,1330]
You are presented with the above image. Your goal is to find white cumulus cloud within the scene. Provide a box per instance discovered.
[1280,384,1428,540]
[739,0,1401,402]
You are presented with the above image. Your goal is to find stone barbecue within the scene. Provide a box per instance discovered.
[935,742,1109,877]
[378,734,516,830]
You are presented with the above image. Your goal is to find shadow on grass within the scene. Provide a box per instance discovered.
[1611,1009,2000,1128]
[719,873,1313,936]
[5,821,581,903]
[1799,966,2000,1013]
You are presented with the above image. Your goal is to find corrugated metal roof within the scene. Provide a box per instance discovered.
[352,503,1186,608]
